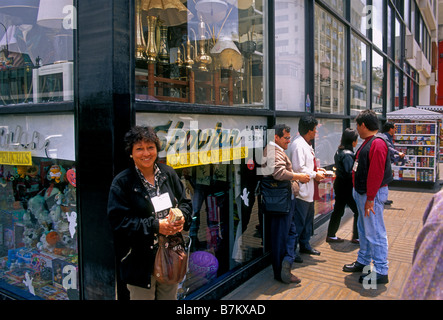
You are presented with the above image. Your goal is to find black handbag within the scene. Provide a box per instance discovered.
[260,176,291,214]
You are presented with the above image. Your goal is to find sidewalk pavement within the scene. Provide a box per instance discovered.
[222,165,442,300]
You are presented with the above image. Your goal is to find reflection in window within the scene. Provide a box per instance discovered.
[386,61,394,112]
[395,68,401,110]
[350,0,368,36]
[395,16,401,65]
[322,0,345,17]
[372,0,383,50]
[315,119,342,167]
[350,34,368,115]
[372,51,383,115]
[135,0,265,107]
[314,118,340,216]
[0,0,75,105]
[387,4,393,58]
[275,0,305,111]
[314,5,345,114]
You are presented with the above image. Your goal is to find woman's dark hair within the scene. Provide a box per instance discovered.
[339,128,358,150]
[298,115,318,135]
[124,126,161,156]
[355,109,379,131]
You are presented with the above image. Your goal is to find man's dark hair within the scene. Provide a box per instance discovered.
[355,109,379,131]
[272,124,291,137]
[382,122,395,133]
[298,115,318,135]
[339,128,358,150]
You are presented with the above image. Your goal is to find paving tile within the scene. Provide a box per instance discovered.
[222,173,441,301]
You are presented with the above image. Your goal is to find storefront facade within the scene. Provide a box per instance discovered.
[0,0,437,300]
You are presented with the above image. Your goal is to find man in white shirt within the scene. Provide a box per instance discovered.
[288,116,326,256]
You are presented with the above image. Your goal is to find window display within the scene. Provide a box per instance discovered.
[0,0,74,105]
[0,159,77,300]
[0,115,77,300]
[134,0,265,107]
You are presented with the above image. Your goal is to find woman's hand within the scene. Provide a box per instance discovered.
[159,214,184,235]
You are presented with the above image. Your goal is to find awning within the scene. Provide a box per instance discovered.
[387,107,443,120]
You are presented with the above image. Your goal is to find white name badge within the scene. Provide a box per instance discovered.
[352,160,358,172]
[151,193,173,213]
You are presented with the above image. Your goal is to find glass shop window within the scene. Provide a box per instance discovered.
[134,0,266,108]
[175,163,263,299]
[0,0,75,106]
[314,5,346,115]
[275,0,305,112]
[0,116,78,300]
[145,115,265,299]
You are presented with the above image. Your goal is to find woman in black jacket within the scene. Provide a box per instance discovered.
[326,128,359,244]
[107,126,192,300]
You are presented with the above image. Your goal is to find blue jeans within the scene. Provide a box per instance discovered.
[291,198,315,251]
[353,186,389,275]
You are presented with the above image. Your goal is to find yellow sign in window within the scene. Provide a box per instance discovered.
[167,147,248,169]
[0,151,33,166]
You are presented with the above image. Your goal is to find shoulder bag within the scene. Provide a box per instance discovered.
[260,176,292,214]
[153,232,189,285]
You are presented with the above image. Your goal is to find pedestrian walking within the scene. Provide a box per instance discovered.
[342,110,392,285]
[326,128,359,244]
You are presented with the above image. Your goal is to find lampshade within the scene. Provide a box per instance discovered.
[37,0,72,29]
[210,37,242,71]
[0,25,17,47]
[141,0,193,26]
[225,0,253,10]
[0,0,40,24]
[195,0,228,24]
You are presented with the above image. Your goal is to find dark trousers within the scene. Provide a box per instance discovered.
[268,212,292,280]
[293,198,315,250]
[327,184,359,239]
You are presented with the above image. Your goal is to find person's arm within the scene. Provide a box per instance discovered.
[272,149,296,181]
[107,178,158,240]
[365,139,388,215]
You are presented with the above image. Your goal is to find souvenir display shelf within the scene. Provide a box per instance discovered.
[392,122,439,183]
[440,126,443,162]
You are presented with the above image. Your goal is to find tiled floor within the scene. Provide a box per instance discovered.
[223,180,440,300]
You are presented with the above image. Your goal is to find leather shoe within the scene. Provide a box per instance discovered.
[359,272,389,284]
[300,248,321,255]
[290,274,301,284]
[294,254,303,263]
[342,261,366,272]
[281,260,292,284]
[326,236,344,243]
